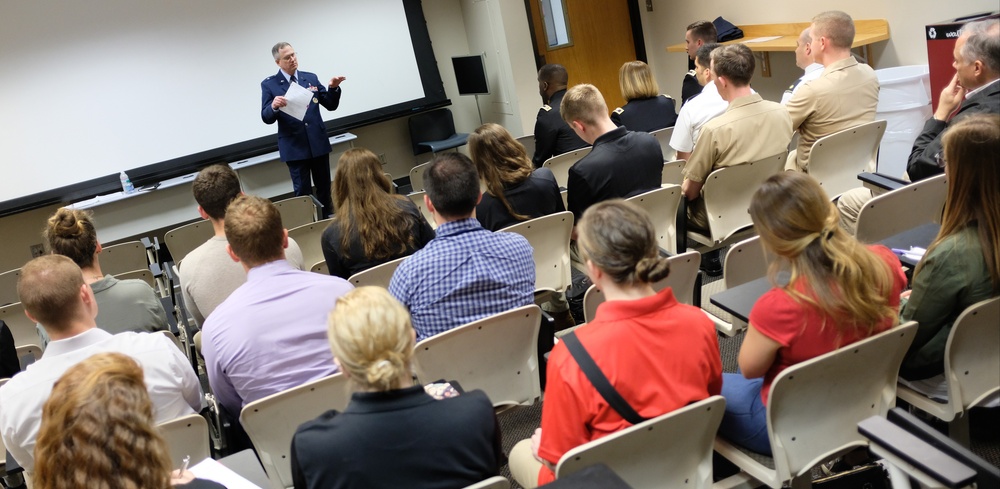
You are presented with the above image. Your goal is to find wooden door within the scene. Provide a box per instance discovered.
[527,0,637,112]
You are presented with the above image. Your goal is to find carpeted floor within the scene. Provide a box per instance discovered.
[495,271,1000,488]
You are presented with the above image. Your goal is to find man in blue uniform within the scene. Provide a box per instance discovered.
[261,42,345,218]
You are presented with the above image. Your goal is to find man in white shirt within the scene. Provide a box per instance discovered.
[670,42,727,161]
[780,28,824,105]
[0,255,202,471]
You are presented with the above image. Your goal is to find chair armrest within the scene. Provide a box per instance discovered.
[858,172,908,191]
[309,194,324,220]
[677,198,688,253]
[887,408,1000,487]
[538,310,555,391]
[160,296,179,335]
[859,415,976,489]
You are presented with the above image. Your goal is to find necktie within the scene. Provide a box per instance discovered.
[290,75,297,85]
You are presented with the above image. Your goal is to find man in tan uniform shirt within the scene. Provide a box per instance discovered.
[682,43,793,232]
[786,11,879,171]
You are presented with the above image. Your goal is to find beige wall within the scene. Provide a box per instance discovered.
[460,0,541,137]
[638,0,998,102]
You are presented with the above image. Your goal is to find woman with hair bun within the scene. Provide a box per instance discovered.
[34,352,223,489]
[719,172,907,455]
[509,200,722,488]
[290,287,502,489]
[43,207,167,337]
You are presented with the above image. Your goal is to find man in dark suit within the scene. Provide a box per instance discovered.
[261,42,346,218]
[906,18,999,180]
[531,64,588,168]
[836,18,999,233]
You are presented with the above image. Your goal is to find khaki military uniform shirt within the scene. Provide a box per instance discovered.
[786,57,879,171]
[682,93,792,230]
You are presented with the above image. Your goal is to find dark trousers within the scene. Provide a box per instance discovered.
[286,155,333,218]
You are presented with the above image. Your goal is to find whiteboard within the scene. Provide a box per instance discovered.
[0,0,435,205]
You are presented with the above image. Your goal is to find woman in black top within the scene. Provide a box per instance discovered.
[322,148,435,278]
[291,287,502,489]
[469,123,565,231]
[611,61,678,133]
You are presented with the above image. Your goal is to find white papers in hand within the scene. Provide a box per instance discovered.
[189,457,263,489]
[744,36,782,43]
[279,82,312,121]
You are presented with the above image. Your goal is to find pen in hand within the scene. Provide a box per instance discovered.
[181,454,191,473]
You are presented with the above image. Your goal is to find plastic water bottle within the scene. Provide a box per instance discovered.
[120,171,135,194]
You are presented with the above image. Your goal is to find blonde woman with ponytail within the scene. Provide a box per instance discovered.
[289,287,502,489]
[718,172,907,455]
[509,200,722,488]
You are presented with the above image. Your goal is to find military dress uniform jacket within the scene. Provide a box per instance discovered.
[532,89,589,168]
[611,94,678,133]
[260,70,342,162]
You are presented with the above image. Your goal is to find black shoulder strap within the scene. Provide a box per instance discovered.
[561,332,648,425]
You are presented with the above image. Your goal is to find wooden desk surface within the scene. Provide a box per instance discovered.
[666,19,889,53]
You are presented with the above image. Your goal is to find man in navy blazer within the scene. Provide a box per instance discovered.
[261,42,345,218]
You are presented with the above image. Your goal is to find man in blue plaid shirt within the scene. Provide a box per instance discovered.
[389,153,536,341]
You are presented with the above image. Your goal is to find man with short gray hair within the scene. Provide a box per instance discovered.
[907,18,1000,180]
[836,18,999,233]
[261,42,346,218]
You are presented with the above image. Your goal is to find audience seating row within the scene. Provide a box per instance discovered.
[232,304,542,488]
[181,299,1000,489]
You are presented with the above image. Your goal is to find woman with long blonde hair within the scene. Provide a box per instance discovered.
[610,60,677,133]
[469,123,564,231]
[290,287,501,488]
[34,352,222,489]
[718,172,907,455]
[322,148,434,278]
[901,114,1000,383]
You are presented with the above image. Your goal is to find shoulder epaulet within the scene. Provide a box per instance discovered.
[686,69,697,76]
[263,75,277,83]
[659,94,674,100]
[613,107,624,115]
[540,104,552,112]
